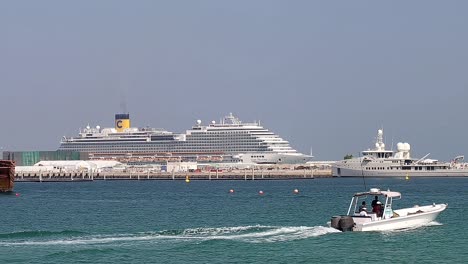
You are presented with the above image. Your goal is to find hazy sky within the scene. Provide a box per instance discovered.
[1,1,467,161]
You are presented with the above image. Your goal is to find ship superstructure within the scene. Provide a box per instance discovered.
[58,113,311,164]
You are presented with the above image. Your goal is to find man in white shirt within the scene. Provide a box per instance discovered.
[359,201,368,216]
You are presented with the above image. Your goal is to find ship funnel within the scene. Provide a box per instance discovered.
[115,113,130,132]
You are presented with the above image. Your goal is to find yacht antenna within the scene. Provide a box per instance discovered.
[381,125,384,147]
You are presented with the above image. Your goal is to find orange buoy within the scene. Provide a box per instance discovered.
[15,193,20,197]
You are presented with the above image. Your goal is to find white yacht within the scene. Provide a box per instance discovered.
[330,188,447,232]
[59,113,311,164]
[332,129,468,177]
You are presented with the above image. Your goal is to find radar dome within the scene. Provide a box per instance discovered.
[404,143,410,151]
[397,142,404,151]
[96,125,100,130]
[196,120,202,125]
[86,125,90,129]
[211,120,216,124]
[378,129,383,135]
[381,143,385,148]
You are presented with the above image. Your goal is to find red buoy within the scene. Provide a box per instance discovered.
[259,190,264,195]
[229,189,234,193]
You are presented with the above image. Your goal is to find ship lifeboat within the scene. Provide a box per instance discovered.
[210,156,224,162]
[197,156,210,162]
[169,157,181,162]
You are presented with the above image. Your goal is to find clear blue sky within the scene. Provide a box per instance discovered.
[1,1,467,161]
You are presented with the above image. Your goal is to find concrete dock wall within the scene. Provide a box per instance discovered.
[15,169,331,182]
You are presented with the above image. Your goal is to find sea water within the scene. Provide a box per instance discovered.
[1,178,467,263]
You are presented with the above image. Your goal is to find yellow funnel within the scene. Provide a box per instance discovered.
[115,113,130,132]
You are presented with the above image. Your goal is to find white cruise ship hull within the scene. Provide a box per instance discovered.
[239,153,312,164]
[59,113,311,165]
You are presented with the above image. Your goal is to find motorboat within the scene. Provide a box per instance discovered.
[329,188,447,232]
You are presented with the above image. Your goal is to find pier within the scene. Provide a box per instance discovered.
[15,169,331,182]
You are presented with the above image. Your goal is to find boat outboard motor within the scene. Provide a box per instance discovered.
[331,216,341,230]
[338,216,355,232]
[330,215,355,232]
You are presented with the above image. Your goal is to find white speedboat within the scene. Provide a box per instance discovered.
[329,188,447,232]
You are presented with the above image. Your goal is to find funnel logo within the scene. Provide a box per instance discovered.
[114,114,130,132]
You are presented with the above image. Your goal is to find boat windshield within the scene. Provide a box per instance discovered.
[348,193,398,219]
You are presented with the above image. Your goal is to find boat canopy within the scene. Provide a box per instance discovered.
[353,188,401,198]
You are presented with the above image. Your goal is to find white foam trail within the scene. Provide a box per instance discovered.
[174,225,341,243]
[181,225,264,236]
[208,226,341,243]
[0,225,340,246]
[0,235,160,246]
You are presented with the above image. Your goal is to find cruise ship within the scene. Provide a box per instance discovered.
[332,129,468,177]
[58,113,312,164]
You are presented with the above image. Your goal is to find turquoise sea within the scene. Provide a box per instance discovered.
[1,178,467,263]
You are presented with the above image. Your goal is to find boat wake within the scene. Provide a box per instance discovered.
[155,225,341,243]
[0,230,86,239]
[0,225,340,246]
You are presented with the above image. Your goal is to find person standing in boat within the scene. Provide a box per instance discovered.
[371,196,380,207]
[373,201,383,217]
